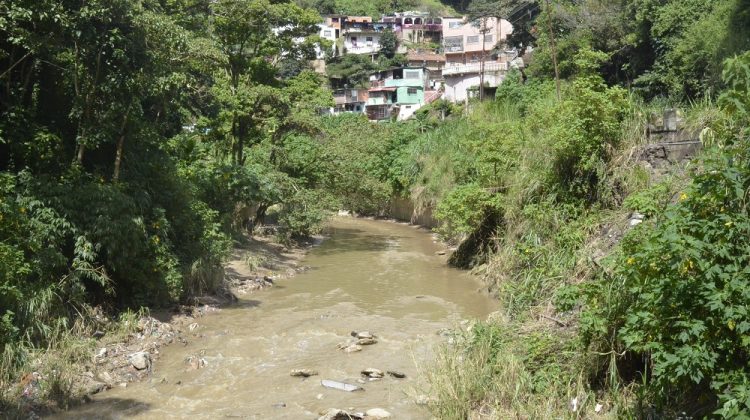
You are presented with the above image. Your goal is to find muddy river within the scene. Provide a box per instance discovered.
[60,217,497,419]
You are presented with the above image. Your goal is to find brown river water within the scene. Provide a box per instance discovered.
[59,217,498,419]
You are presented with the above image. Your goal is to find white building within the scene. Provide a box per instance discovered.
[315,24,338,59]
[443,62,508,102]
[343,31,381,55]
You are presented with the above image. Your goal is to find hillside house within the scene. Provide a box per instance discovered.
[342,32,382,55]
[441,16,513,102]
[382,12,443,45]
[332,88,368,114]
[315,24,338,59]
[366,67,439,121]
[407,51,446,85]
[324,15,344,38]
[339,20,396,56]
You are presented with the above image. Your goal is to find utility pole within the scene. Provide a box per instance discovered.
[544,0,561,101]
[478,17,491,101]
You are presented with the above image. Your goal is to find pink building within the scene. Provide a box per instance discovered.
[441,16,512,65]
[441,16,514,102]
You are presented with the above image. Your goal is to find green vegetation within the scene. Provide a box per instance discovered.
[2,0,750,417]
[307,0,750,416]
[0,0,335,412]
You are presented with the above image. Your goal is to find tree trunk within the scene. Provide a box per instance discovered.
[253,203,269,227]
[113,108,131,182]
[76,142,86,165]
[237,117,247,165]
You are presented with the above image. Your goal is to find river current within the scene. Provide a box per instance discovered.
[60,217,497,419]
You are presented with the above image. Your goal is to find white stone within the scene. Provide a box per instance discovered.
[365,408,392,418]
[128,351,150,370]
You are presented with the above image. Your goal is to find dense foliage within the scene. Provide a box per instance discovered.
[580,52,750,417]
[0,0,334,408]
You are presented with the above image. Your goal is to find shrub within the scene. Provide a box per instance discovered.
[434,184,500,240]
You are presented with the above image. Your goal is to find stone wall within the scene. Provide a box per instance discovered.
[641,139,703,169]
[641,108,703,169]
[388,196,438,228]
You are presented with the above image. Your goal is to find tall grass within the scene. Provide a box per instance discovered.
[424,321,628,418]
[418,81,720,417]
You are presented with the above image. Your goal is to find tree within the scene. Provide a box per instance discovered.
[210,0,321,164]
[380,28,398,59]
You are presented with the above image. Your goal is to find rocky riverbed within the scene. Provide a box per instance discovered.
[54,217,496,419]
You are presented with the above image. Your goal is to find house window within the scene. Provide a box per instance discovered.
[407,87,418,95]
[366,36,373,42]
[404,70,420,79]
[448,21,462,29]
[351,36,357,46]
[485,35,494,43]
[332,17,339,22]
[323,30,332,37]
[467,35,479,44]
[444,36,463,52]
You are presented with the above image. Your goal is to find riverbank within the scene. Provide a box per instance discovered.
[1,232,317,419]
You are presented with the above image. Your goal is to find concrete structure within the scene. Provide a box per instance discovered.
[407,50,446,85]
[324,15,344,38]
[442,16,512,64]
[382,12,442,44]
[328,88,368,115]
[346,16,373,24]
[342,31,382,55]
[441,16,514,102]
[443,61,509,102]
[366,67,440,121]
[338,19,395,56]
[316,24,338,59]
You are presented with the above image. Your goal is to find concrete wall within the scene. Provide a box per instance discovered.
[396,86,424,104]
[444,71,506,102]
[388,196,437,228]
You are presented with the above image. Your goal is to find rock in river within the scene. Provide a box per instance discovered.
[337,343,363,353]
[185,355,207,371]
[128,351,151,370]
[318,408,363,420]
[361,368,384,379]
[350,331,375,339]
[290,368,318,377]
[386,370,406,379]
[365,408,392,418]
[356,338,377,345]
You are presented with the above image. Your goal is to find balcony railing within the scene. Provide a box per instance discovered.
[442,62,508,76]
[402,23,442,31]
